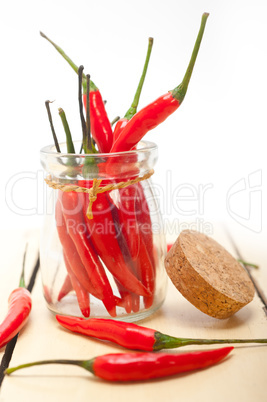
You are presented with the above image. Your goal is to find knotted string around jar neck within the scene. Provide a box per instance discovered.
[44,169,154,219]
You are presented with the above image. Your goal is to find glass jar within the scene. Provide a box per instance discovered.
[40,140,167,322]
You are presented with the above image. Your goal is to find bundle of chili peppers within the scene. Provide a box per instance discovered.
[5,315,267,381]
[42,13,209,318]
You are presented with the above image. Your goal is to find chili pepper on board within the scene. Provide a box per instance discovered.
[5,347,233,381]
[55,316,267,351]
[0,253,32,350]
[40,31,112,153]
[110,13,209,153]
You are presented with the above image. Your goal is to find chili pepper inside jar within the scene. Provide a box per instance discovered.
[40,140,167,321]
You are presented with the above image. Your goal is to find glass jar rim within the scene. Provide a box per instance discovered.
[40,140,157,158]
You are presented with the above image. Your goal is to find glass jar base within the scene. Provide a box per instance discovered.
[45,297,165,323]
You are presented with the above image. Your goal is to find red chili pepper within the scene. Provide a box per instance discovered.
[43,285,53,304]
[55,316,267,351]
[5,347,234,381]
[57,274,73,301]
[63,252,90,318]
[40,31,112,153]
[0,267,32,350]
[58,191,117,317]
[110,13,209,153]
[167,243,173,252]
[113,118,128,144]
[114,280,133,314]
[82,90,112,153]
[135,235,155,309]
[110,93,179,152]
[90,347,233,381]
[117,184,140,261]
[56,316,155,350]
[135,182,155,270]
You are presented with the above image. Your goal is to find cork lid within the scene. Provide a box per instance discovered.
[164,230,255,319]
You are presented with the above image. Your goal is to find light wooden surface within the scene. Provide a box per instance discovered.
[0,224,266,402]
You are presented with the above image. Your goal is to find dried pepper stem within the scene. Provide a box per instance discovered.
[85,74,92,153]
[78,65,87,152]
[45,101,61,153]
[111,116,120,126]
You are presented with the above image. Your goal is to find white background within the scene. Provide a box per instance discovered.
[1,0,266,238]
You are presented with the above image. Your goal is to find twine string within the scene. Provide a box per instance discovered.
[45,169,154,219]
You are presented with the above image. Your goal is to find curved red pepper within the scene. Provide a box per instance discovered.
[91,347,233,381]
[117,184,140,261]
[83,91,113,153]
[56,315,267,353]
[4,347,234,381]
[135,236,155,309]
[111,93,179,152]
[113,118,128,144]
[0,288,32,349]
[56,315,155,350]
[63,253,90,317]
[57,274,73,301]
[135,182,155,270]
[114,280,133,314]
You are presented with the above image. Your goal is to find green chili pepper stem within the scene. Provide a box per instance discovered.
[124,37,154,120]
[172,12,209,104]
[238,259,259,269]
[5,359,94,375]
[58,108,75,154]
[45,101,61,153]
[153,332,267,351]
[19,244,28,288]
[40,31,97,92]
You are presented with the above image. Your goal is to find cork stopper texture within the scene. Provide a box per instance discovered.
[164,230,255,319]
